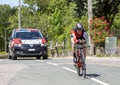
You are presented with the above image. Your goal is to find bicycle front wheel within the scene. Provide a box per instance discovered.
[82,66,86,78]
[77,67,80,76]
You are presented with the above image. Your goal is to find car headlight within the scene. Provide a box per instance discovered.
[14,43,22,47]
[41,43,47,46]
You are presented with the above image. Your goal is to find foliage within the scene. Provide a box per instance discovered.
[73,0,87,17]
[93,0,120,25]
[47,0,76,44]
[23,0,50,12]
[111,5,120,30]
[90,16,113,47]
[0,0,120,52]
[78,16,88,31]
[0,5,17,49]
[0,5,16,34]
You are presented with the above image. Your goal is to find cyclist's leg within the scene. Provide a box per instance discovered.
[79,44,86,70]
[70,36,77,64]
[71,43,77,64]
[82,44,87,63]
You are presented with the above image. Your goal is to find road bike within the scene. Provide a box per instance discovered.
[74,44,87,78]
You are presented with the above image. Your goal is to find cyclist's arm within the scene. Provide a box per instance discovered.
[70,31,79,44]
[83,32,89,44]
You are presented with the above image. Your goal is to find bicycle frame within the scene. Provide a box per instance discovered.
[75,44,86,78]
[76,48,82,67]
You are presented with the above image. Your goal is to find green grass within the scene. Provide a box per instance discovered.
[0,51,7,54]
[0,51,7,59]
[96,53,120,58]
[96,54,104,57]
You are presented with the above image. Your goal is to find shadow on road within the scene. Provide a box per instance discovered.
[86,74,100,78]
[16,57,51,60]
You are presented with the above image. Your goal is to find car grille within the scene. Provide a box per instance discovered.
[22,44,41,48]
[23,51,40,54]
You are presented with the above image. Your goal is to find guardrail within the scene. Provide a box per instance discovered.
[48,42,72,57]
[48,42,64,57]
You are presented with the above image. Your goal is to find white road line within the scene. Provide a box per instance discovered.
[0,59,4,61]
[35,60,44,62]
[47,62,59,66]
[62,66,110,85]
[62,67,77,73]
[88,77,110,85]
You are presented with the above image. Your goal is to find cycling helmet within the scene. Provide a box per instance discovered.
[76,23,83,30]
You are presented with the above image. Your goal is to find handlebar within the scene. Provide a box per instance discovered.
[75,44,90,49]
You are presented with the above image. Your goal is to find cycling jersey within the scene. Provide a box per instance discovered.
[70,28,86,44]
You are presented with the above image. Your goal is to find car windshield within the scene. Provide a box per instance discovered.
[15,31,43,39]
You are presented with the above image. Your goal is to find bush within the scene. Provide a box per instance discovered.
[90,16,113,47]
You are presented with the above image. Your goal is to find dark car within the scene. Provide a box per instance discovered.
[8,28,48,60]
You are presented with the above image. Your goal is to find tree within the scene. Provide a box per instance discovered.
[73,0,87,17]
[3,0,120,50]
[0,5,16,34]
[47,0,77,44]
[110,5,120,39]
[23,0,50,12]
[93,0,120,25]
[0,5,16,50]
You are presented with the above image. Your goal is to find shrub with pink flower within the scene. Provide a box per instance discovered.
[90,16,112,47]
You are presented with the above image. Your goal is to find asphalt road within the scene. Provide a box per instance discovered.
[0,57,120,85]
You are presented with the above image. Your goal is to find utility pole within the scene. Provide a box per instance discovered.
[88,0,93,55]
[5,28,7,52]
[18,0,21,29]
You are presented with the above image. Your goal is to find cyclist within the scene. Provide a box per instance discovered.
[70,23,87,65]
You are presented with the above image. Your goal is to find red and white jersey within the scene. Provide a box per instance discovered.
[70,28,87,44]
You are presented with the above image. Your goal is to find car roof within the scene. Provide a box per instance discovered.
[15,28,39,32]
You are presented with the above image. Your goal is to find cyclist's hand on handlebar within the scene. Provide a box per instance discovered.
[79,40,86,44]
[79,40,82,44]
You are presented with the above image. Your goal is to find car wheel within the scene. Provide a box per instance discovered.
[12,53,17,60]
[36,56,41,59]
[8,53,12,59]
[12,56,17,60]
[43,55,48,59]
